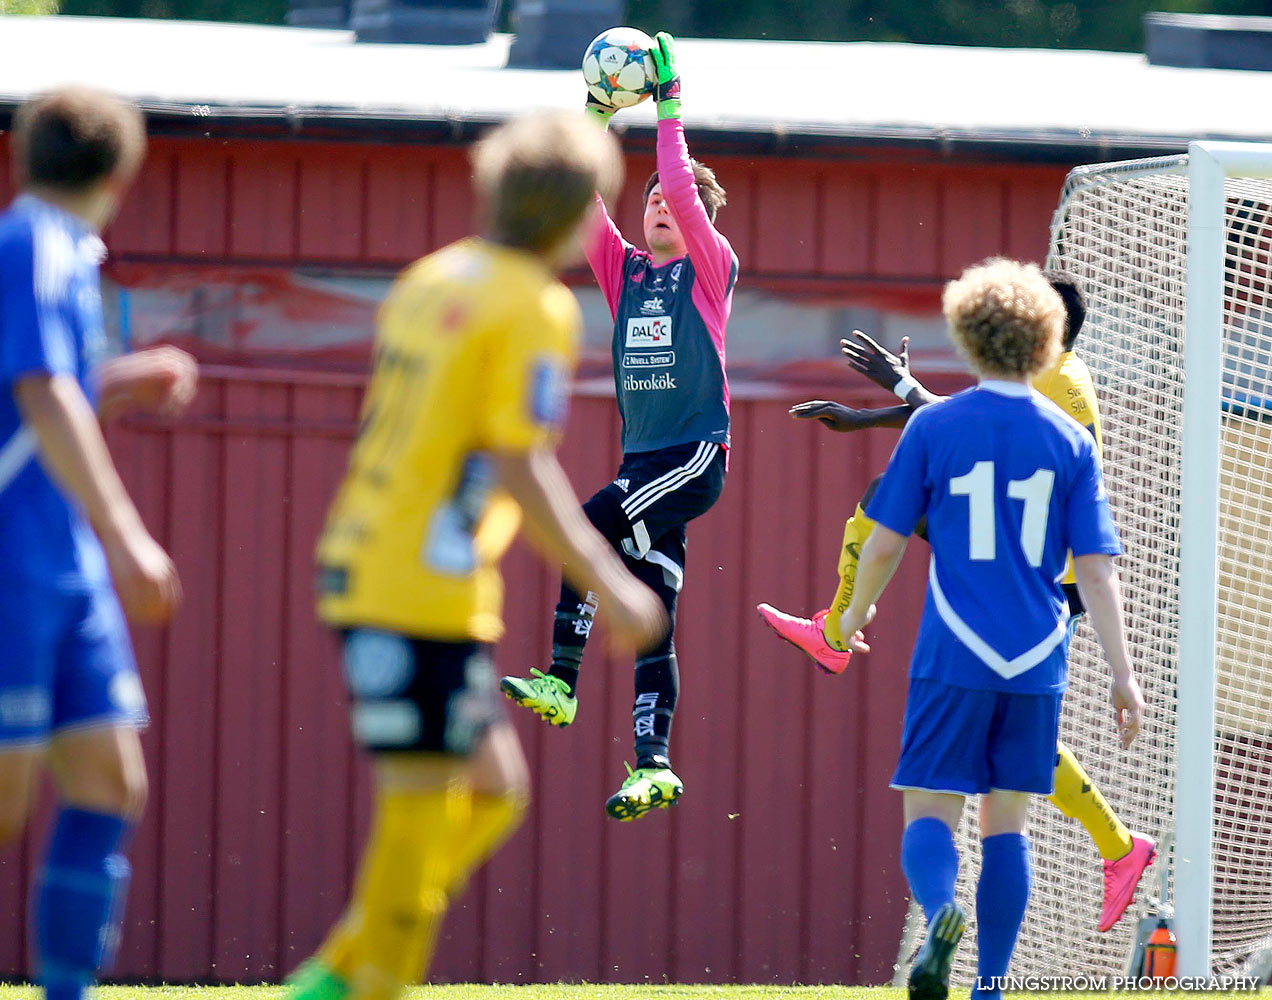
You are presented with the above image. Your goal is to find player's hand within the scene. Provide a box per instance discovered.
[789,399,873,432]
[839,603,877,655]
[650,31,682,120]
[840,331,911,394]
[104,526,182,625]
[603,577,670,653]
[584,92,617,128]
[112,346,199,418]
[1110,672,1145,748]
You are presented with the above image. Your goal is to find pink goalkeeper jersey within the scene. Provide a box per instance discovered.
[586,118,737,454]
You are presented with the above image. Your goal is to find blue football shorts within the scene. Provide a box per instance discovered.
[891,677,1063,796]
[0,584,148,749]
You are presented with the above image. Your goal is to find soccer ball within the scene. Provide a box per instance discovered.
[581,27,656,110]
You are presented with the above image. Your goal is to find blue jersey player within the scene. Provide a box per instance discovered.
[0,88,196,1000]
[837,260,1144,1000]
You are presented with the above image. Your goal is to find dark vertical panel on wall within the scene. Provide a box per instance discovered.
[430,150,474,251]
[229,144,299,261]
[213,381,290,980]
[174,150,231,259]
[298,148,366,262]
[753,166,819,276]
[712,160,757,271]
[668,408,748,985]
[277,381,364,975]
[734,402,819,983]
[940,172,1008,276]
[110,142,176,257]
[111,421,172,979]
[365,150,433,264]
[874,171,941,279]
[819,168,875,278]
[157,384,223,979]
[1006,173,1070,262]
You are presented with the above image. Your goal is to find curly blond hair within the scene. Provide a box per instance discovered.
[943,258,1064,379]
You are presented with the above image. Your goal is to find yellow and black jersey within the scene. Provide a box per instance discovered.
[1032,350,1103,459]
[317,238,579,642]
[1033,349,1103,587]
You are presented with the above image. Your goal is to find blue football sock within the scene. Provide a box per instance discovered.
[974,832,1032,999]
[35,807,133,1000]
[900,817,959,924]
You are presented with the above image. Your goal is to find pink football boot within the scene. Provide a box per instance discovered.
[756,603,852,675]
[1099,833,1157,932]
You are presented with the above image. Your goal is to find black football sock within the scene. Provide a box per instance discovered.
[633,650,679,768]
[549,584,598,696]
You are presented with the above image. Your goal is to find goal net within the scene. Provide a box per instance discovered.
[905,144,1272,986]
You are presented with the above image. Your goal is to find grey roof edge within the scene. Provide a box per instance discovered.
[0,96,1205,163]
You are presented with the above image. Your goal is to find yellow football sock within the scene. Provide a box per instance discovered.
[1048,742,1133,861]
[821,505,876,651]
[447,789,527,897]
[321,782,472,999]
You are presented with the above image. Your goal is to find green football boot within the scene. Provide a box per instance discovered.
[500,667,578,727]
[605,761,684,820]
[284,959,348,1000]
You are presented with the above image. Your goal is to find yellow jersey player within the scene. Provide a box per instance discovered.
[287,113,667,1000]
[759,271,1156,934]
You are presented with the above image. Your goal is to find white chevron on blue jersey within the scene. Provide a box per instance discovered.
[928,558,1068,680]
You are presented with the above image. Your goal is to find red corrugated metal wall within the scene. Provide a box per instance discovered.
[92,137,1065,295]
[0,131,1063,984]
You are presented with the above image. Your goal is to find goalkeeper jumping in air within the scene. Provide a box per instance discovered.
[501,32,737,820]
[758,271,1157,933]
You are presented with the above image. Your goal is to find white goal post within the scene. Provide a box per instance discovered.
[895,141,1272,986]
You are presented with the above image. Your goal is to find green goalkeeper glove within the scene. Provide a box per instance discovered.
[585,91,617,129]
[650,31,682,120]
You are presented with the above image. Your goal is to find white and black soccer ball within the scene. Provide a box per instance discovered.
[581,26,656,110]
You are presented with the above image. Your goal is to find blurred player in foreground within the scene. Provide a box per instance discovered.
[760,272,1156,932]
[833,259,1144,1000]
[0,87,197,1000]
[293,113,667,1000]
[501,32,738,820]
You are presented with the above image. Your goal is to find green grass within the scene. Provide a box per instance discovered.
[0,987,1265,999]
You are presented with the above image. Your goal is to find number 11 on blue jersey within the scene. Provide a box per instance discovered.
[950,461,1055,568]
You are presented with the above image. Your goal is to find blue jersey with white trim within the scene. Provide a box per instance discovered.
[867,381,1120,693]
[0,195,111,591]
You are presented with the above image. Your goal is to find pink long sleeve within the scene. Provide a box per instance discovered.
[584,191,629,320]
[655,118,736,345]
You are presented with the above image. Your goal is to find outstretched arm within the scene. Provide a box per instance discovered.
[840,331,945,408]
[657,120,734,307]
[583,192,629,320]
[650,33,735,318]
[789,400,913,432]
